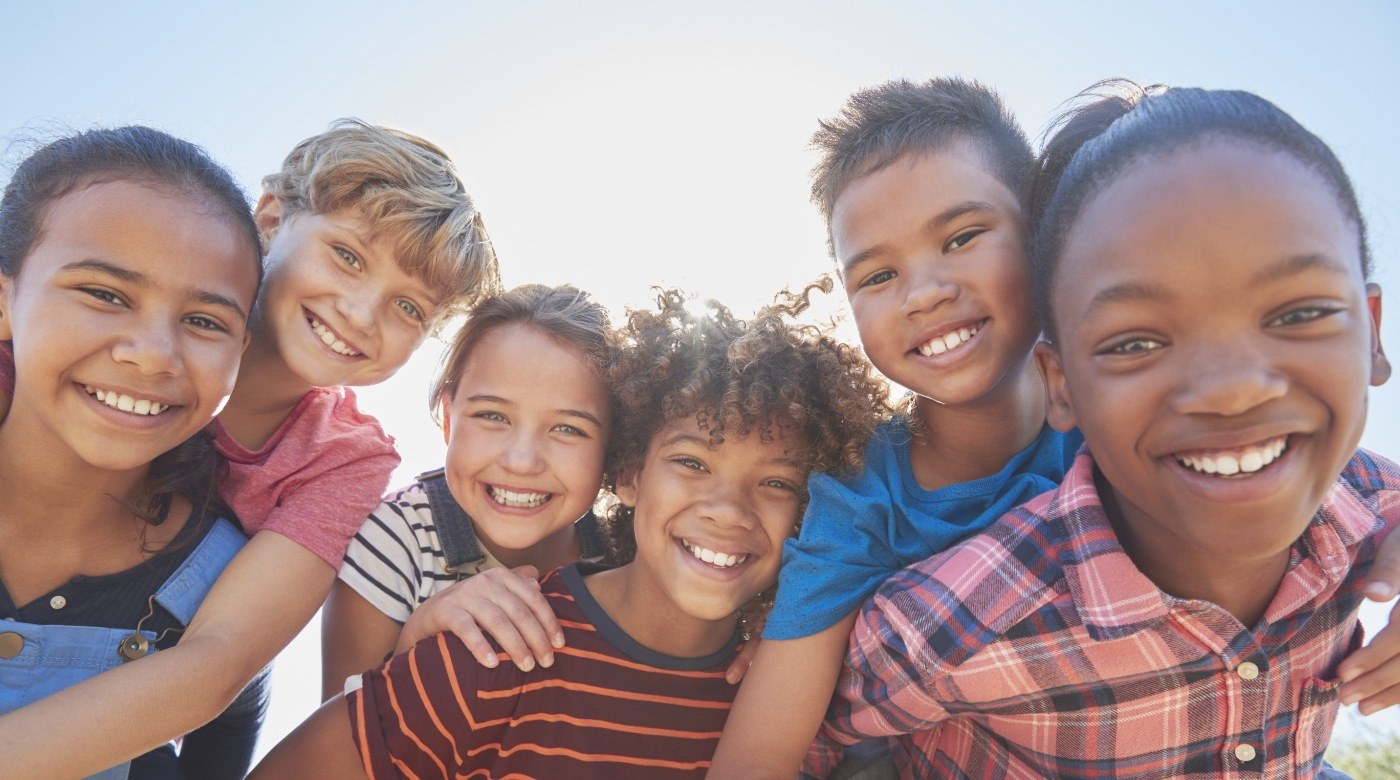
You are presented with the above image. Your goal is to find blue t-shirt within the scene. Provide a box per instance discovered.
[765,419,1083,640]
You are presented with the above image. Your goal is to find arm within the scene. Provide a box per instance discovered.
[249,694,367,780]
[1338,495,1400,713]
[392,565,560,668]
[707,614,857,779]
[321,580,403,701]
[0,531,334,779]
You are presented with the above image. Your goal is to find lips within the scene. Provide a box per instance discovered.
[1172,435,1289,477]
[681,538,751,568]
[83,384,172,416]
[305,311,363,357]
[488,484,552,509]
[915,318,986,357]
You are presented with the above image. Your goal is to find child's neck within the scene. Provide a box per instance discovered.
[584,564,737,659]
[0,423,183,605]
[1097,473,1290,629]
[908,356,1046,491]
[219,325,317,450]
[477,525,582,574]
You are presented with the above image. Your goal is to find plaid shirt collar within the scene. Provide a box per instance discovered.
[1048,448,1378,642]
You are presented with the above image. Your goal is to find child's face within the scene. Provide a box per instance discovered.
[442,324,611,564]
[254,196,437,388]
[832,141,1038,406]
[1040,139,1388,561]
[616,415,806,626]
[0,180,257,471]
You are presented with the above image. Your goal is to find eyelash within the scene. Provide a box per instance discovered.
[945,228,984,251]
[1101,337,1165,356]
[396,299,424,321]
[1268,306,1339,327]
[184,315,228,333]
[858,270,895,289]
[335,246,362,270]
[474,411,507,423]
[554,423,588,437]
[81,287,125,306]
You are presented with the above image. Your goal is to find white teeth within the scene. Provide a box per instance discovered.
[307,315,362,357]
[918,322,981,357]
[1175,437,1288,477]
[682,540,749,569]
[488,485,550,508]
[83,385,169,416]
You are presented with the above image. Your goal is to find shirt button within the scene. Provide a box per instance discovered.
[50,595,67,610]
[1234,744,1257,762]
[0,631,23,659]
[1236,661,1259,680]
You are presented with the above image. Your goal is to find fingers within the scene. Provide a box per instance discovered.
[1339,600,1400,715]
[726,636,762,684]
[1363,524,1400,601]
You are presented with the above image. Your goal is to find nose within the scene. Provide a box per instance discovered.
[1170,340,1287,417]
[335,290,378,337]
[111,318,181,376]
[898,261,959,319]
[497,430,546,476]
[697,480,760,532]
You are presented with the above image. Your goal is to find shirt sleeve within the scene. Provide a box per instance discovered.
[220,389,401,570]
[338,491,427,625]
[765,467,904,639]
[347,635,473,780]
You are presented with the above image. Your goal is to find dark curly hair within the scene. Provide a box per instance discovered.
[600,278,890,634]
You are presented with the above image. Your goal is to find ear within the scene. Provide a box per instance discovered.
[253,192,285,251]
[0,275,12,342]
[439,396,454,445]
[1367,282,1391,386]
[615,469,639,508]
[1034,341,1078,432]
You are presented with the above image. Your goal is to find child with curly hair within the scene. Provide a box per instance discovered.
[251,281,889,779]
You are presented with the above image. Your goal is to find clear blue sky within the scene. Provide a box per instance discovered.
[4,0,1398,757]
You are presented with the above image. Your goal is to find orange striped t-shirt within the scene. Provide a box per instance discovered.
[348,562,743,779]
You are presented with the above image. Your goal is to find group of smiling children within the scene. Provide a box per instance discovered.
[0,74,1397,780]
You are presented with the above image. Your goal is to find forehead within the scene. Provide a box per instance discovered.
[1055,140,1362,322]
[649,412,808,464]
[455,323,607,398]
[830,141,1022,263]
[28,180,258,304]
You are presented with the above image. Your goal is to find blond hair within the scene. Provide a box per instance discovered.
[262,119,501,322]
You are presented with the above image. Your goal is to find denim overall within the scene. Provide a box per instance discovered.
[417,468,607,575]
[0,518,245,780]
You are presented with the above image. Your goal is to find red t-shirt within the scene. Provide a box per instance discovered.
[213,386,399,569]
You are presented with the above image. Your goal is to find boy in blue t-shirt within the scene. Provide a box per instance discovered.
[707,78,1400,778]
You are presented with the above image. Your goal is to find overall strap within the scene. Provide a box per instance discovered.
[153,518,246,626]
[417,467,487,576]
[576,510,608,560]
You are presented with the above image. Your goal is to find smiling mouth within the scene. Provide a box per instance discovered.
[916,319,985,357]
[488,485,552,509]
[681,539,750,568]
[306,313,362,357]
[1173,435,1289,477]
[84,385,171,416]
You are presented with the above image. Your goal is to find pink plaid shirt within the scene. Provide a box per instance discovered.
[809,448,1400,779]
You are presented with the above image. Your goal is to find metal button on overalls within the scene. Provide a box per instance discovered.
[0,632,22,659]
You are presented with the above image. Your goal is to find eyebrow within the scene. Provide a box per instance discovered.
[1251,253,1350,286]
[840,200,998,276]
[61,259,248,323]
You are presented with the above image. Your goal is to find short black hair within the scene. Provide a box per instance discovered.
[1029,80,1370,342]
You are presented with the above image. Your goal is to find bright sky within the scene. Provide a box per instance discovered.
[3,0,1398,762]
